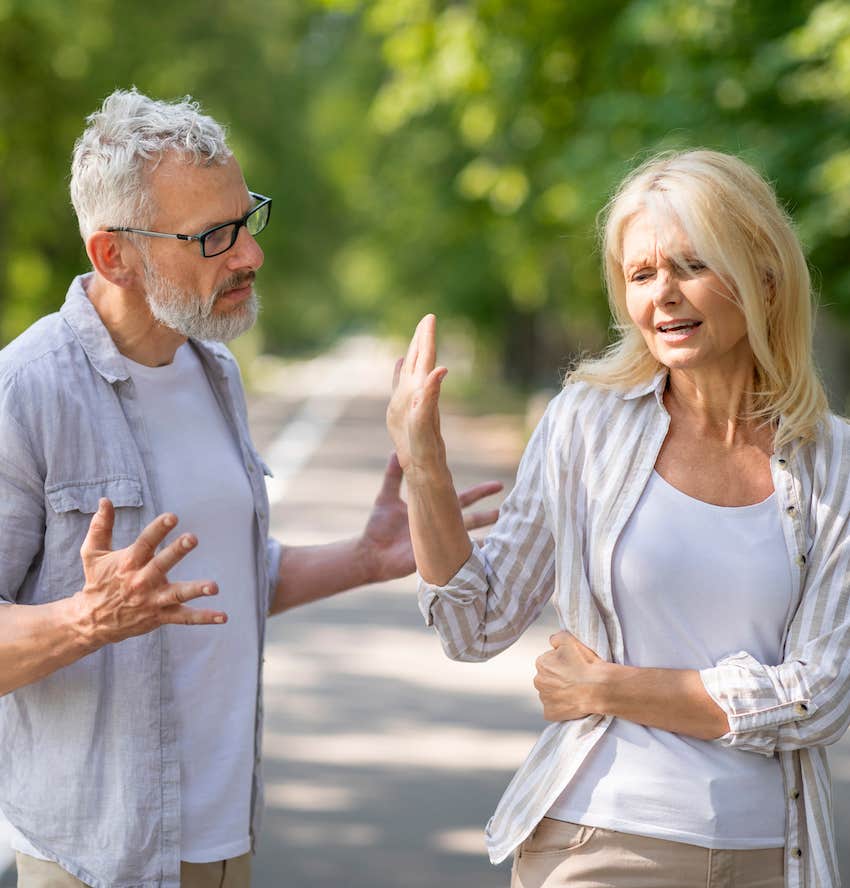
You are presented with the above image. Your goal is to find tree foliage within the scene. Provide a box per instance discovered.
[1,0,848,384]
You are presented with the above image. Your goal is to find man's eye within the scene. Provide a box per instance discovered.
[687,261,706,273]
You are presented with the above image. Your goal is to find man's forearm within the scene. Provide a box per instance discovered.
[270,537,376,614]
[593,662,730,741]
[0,598,96,697]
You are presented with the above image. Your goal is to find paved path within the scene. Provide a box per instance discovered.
[248,338,556,886]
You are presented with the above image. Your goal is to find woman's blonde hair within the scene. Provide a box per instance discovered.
[570,149,828,447]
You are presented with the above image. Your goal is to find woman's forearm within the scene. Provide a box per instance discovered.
[595,662,730,740]
[536,632,730,741]
[406,462,473,586]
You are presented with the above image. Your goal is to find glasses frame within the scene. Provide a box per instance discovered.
[106,192,272,258]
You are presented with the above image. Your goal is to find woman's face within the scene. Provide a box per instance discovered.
[621,212,753,376]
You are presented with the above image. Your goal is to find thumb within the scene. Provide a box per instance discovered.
[549,630,573,650]
[423,366,447,404]
[376,452,404,502]
[81,498,115,556]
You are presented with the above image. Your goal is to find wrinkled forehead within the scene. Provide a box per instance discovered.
[619,193,699,268]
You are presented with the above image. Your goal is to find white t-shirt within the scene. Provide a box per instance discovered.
[548,470,793,848]
[129,343,259,862]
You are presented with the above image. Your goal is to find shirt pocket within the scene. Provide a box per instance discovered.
[43,477,144,602]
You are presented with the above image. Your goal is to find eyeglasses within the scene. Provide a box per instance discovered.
[106,192,272,258]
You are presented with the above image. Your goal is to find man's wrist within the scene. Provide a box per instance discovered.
[64,592,102,655]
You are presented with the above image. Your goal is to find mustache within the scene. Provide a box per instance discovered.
[213,271,256,300]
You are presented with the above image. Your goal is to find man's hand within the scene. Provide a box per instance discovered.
[534,630,606,722]
[71,498,226,650]
[362,453,503,583]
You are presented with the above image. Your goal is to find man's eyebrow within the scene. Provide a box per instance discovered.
[195,199,255,233]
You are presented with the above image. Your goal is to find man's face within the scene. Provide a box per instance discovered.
[139,153,265,342]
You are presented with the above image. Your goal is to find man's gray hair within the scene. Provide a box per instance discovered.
[70,88,232,241]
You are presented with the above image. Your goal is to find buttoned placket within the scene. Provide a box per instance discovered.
[770,445,810,888]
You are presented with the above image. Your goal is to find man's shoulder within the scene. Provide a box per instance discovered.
[0,311,77,387]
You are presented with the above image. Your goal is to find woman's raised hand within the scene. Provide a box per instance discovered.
[386,314,448,477]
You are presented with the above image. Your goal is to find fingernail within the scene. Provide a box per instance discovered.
[181,536,193,550]
[203,585,214,595]
[164,515,176,528]
[214,615,226,624]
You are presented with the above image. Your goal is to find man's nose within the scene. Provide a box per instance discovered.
[228,226,264,271]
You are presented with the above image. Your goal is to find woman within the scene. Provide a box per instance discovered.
[386,150,850,888]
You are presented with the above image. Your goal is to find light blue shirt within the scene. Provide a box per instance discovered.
[0,274,282,888]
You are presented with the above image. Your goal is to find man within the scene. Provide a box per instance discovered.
[0,89,499,888]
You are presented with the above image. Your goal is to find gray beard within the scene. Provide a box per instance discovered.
[143,262,259,342]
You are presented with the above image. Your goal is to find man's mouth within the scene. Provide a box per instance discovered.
[217,274,255,302]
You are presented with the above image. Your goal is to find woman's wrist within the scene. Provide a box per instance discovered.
[586,660,622,716]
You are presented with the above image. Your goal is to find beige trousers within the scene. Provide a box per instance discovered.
[511,818,785,888]
[16,851,251,888]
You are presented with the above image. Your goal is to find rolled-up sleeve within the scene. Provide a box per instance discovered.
[416,407,556,663]
[700,452,850,756]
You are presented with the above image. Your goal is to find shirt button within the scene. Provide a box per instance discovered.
[794,702,809,717]
[795,554,807,566]
[777,457,787,467]
[789,788,800,800]
[791,847,803,858]
[786,505,796,516]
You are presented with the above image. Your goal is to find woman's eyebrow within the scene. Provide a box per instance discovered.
[623,256,653,272]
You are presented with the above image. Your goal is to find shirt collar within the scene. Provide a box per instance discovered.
[618,369,668,402]
[59,272,229,384]
[60,274,130,383]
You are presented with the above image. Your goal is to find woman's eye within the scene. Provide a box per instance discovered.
[687,261,706,273]
[632,270,653,282]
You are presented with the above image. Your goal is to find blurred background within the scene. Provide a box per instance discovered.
[3,1,850,885]
[2,0,850,401]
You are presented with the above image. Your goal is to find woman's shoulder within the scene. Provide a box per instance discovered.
[813,412,850,460]
[536,375,661,440]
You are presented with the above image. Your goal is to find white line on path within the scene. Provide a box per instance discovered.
[258,335,398,504]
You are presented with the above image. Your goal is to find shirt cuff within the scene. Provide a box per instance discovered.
[265,537,283,613]
[700,650,814,755]
[416,543,487,626]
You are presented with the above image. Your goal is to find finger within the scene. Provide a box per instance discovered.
[127,512,179,567]
[376,452,403,503]
[462,508,500,531]
[161,604,228,626]
[156,580,218,609]
[146,533,198,578]
[81,498,115,556]
[403,319,423,377]
[392,357,403,391]
[550,630,572,649]
[415,314,437,374]
[457,481,504,509]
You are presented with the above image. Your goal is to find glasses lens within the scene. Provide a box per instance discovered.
[202,223,238,258]
[246,201,270,237]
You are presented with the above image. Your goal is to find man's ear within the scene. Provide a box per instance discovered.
[86,231,144,289]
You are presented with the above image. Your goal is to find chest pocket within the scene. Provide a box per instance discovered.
[43,477,144,602]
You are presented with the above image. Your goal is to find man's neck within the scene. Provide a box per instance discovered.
[86,274,186,367]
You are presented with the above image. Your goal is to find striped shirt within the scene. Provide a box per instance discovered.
[418,373,850,888]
